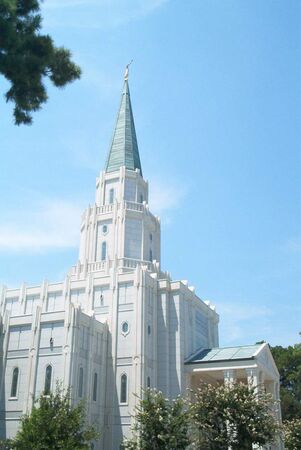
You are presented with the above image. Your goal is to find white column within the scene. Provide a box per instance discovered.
[245,368,259,392]
[272,381,282,423]
[223,369,236,386]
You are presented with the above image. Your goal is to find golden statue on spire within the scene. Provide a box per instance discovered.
[124,60,133,81]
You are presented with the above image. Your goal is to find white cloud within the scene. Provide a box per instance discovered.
[217,301,273,344]
[148,177,187,217]
[282,236,301,254]
[0,200,83,252]
[0,176,184,252]
[41,0,169,29]
[218,302,273,321]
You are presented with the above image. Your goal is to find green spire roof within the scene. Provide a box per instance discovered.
[105,77,142,175]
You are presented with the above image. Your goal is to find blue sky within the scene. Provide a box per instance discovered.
[0,0,300,347]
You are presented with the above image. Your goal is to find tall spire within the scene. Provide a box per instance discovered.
[105,66,142,176]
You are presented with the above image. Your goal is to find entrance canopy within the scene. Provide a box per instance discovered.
[185,343,279,391]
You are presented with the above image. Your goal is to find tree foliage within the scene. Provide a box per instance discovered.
[123,389,190,450]
[189,382,280,450]
[0,0,81,125]
[284,418,301,450]
[3,386,98,450]
[271,341,301,421]
[123,384,279,450]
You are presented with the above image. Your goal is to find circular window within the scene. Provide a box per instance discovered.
[121,321,129,335]
[102,225,108,234]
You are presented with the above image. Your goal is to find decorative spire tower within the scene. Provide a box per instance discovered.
[105,65,142,175]
[78,69,160,271]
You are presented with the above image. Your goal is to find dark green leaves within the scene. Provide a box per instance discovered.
[0,0,81,125]
[6,385,98,450]
[123,389,190,450]
[271,342,301,421]
[123,385,280,450]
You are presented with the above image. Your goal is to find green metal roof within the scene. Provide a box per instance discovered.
[185,344,263,365]
[105,79,142,175]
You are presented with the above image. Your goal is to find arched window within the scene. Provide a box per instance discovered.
[10,367,19,397]
[44,365,52,395]
[93,372,98,401]
[120,373,127,404]
[109,188,114,204]
[78,367,84,398]
[101,242,106,261]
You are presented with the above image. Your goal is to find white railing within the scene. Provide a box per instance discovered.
[118,258,152,270]
[69,261,107,276]
[87,261,107,272]
[69,258,153,277]
[96,204,114,215]
[124,201,145,212]
[81,202,151,224]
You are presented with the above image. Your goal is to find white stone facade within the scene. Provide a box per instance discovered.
[0,74,281,450]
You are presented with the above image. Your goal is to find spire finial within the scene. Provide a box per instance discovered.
[124,60,133,81]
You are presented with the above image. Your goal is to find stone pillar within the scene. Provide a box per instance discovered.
[245,369,263,449]
[223,369,236,386]
[272,381,282,422]
[245,368,259,392]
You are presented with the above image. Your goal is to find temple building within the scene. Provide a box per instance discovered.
[0,69,282,449]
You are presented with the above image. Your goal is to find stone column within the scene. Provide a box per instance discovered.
[223,369,236,386]
[185,373,192,401]
[223,370,236,450]
[245,368,259,392]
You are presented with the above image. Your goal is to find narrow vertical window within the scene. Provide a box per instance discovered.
[147,376,151,388]
[101,242,107,261]
[78,367,84,398]
[140,193,143,203]
[44,365,52,395]
[93,373,98,401]
[120,373,127,404]
[109,188,114,204]
[149,249,153,262]
[10,368,19,397]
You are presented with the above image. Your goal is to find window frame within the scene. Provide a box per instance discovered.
[78,366,84,398]
[44,364,52,395]
[101,241,107,261]
[10,367,19,399]
[120,373,128,405]
[109,188,114,204]
[92,372,98,402]
[121,321,130,336]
